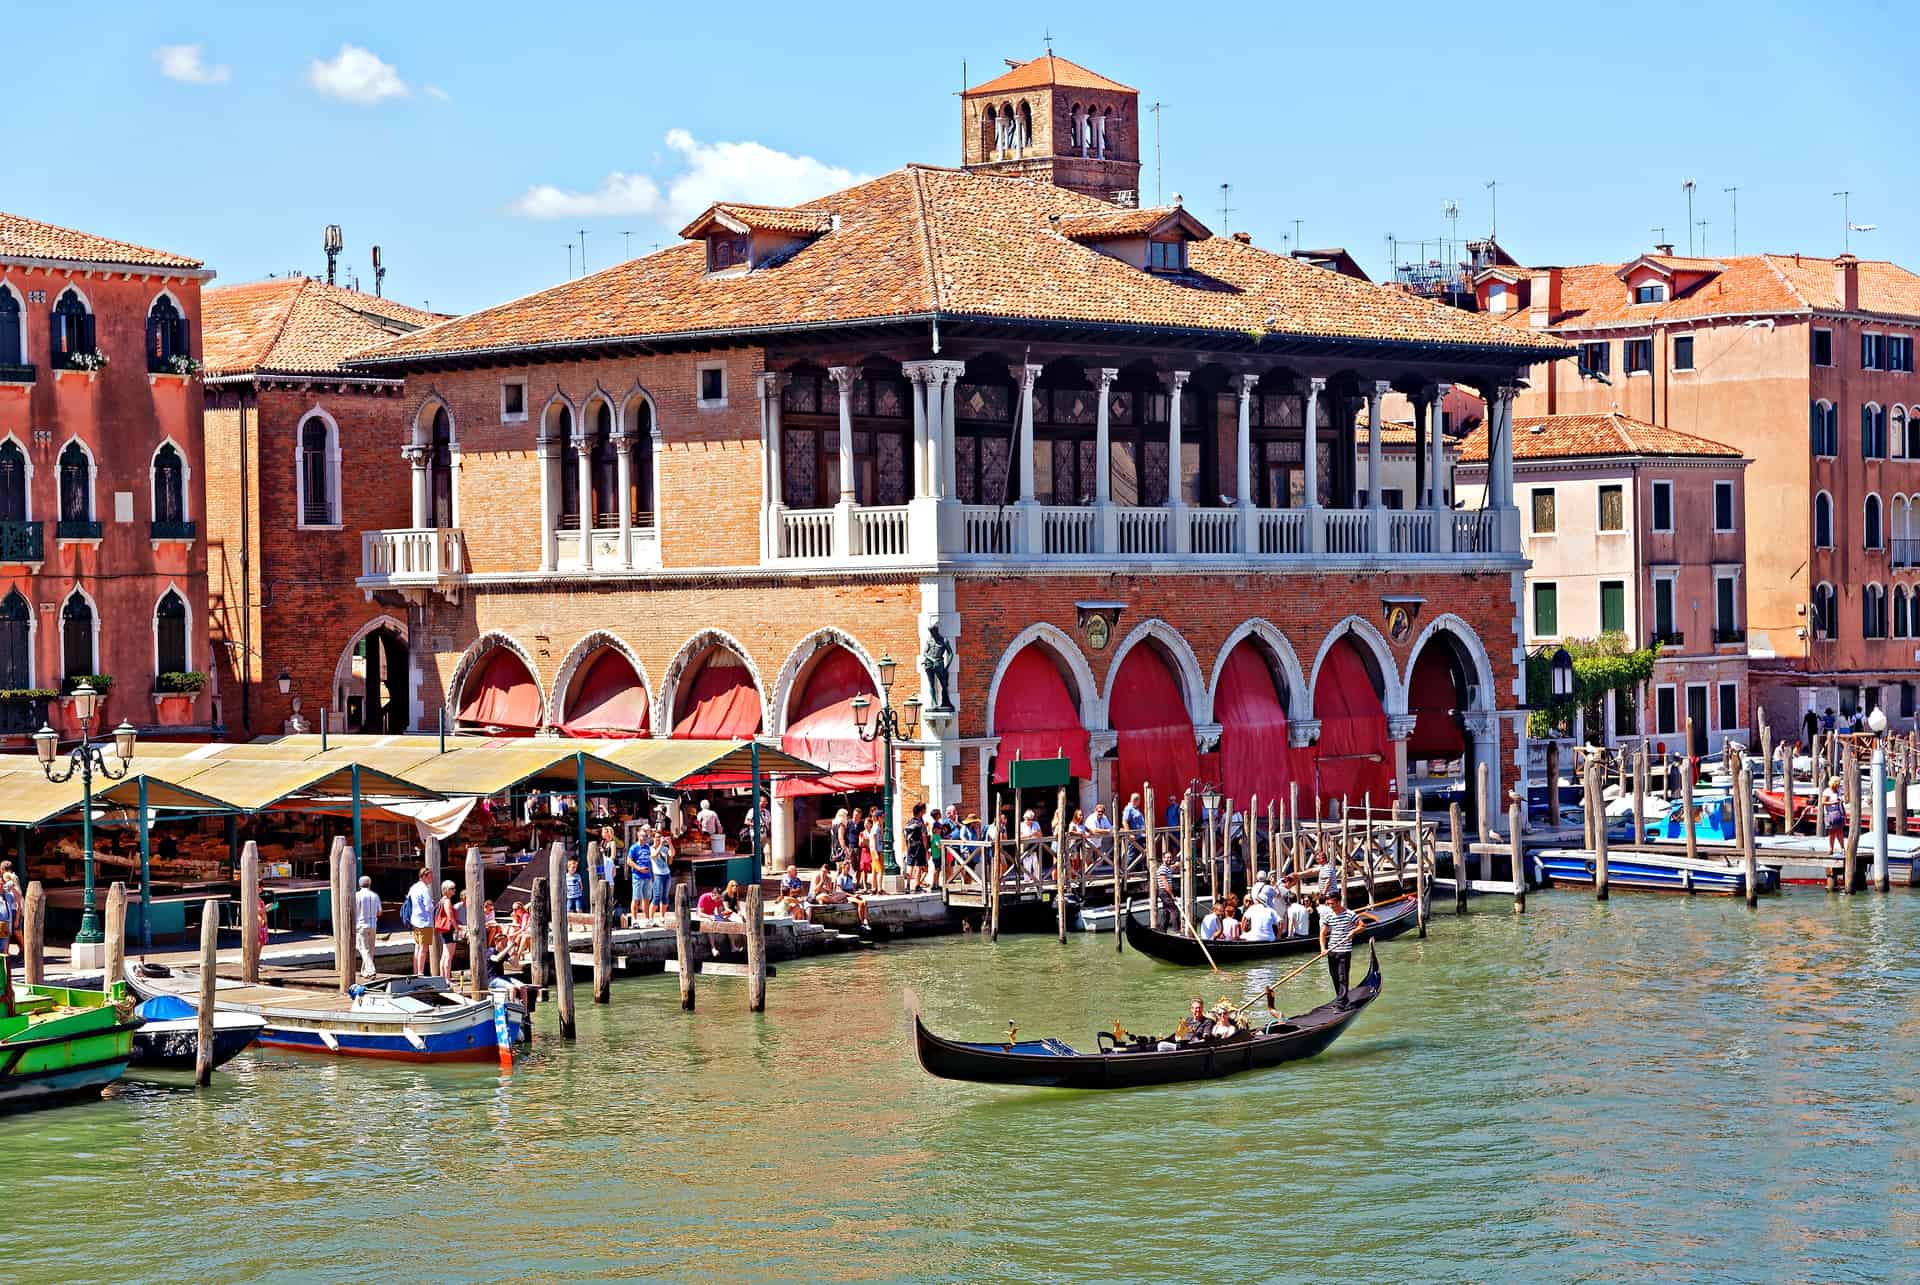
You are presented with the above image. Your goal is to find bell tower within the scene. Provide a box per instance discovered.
[960,54,1142,206]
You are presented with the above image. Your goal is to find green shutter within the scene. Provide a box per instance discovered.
[1600,581,1625,634]
[1533,583,1558,636]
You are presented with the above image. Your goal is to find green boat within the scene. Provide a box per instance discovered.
[2,954,140,1112]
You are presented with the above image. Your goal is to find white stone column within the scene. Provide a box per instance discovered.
[614,431,633,568]
[1235,372,1258,553]
[1428,382,1452,511]
[536,433,560,571]
[907,365,930,499]
[1169,370,1191,553]
[1017,362,1042,553]
[1387,713,1419,810]
[574,433,595,570]
[829,366,859,558]
[1096,366,1118,553]
[935,361,965,501]
[1303,376,1325,552]
[902,360,941,561]
[770,797,795,867]
[758,371,786,561]
[403,444,429,528]
[1366,380,1389,553]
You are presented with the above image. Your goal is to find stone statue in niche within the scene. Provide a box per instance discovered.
[921,624,955,713]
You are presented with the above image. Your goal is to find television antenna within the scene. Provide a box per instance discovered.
[1722,187,1738,254]
[1148,102,1168,206]
[1681,179,1696,255]
[1484,179,1498,237]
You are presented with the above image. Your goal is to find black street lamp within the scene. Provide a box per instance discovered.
[34,681,137,952]
[851,654,921,878]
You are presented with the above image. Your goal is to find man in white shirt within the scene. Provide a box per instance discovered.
[1243,897,1281,942]
[1285,896,1312,940]
[1088,804,1114,861]
[353,875,382,978]
[1198,901,1222,941]
[403,867,436,975]
[696,799,725,853]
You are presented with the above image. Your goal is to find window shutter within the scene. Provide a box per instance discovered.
[174,316,191,361]
[79,312,95,355]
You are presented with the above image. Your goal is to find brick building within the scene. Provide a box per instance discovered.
[1456,411,1751,753]
[0,212,214,742]
[1477,247,1920,740]
[348,55,1567,863]
[200,276,443,737]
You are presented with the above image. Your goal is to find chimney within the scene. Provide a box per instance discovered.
[1529,267,1561,330]
[1836,253,1860,312]
[1653,242,1675,257]
[1231,231,1252,244]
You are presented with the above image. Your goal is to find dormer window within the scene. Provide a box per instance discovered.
[708,234,750,273]
[1633,283,1666,304]
[1148,239,1188,273]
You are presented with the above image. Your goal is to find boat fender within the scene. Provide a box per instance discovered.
[318,1029,340,1051]
[404,1028,427,1051]
[348,984,366,998]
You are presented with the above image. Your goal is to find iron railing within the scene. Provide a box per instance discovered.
[149,519,196,540]
[55,519,103,541]
[0,520,42,563]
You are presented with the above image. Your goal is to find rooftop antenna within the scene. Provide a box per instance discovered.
[565,242,574,279]
[1484,179,1498,237]
[578,229,588,274]
[1148,102,1167,206]
[1386,232,1397,280]
[1695,218,1709,257]
[1682,179,1696,255]
[1651,225,1667,247]
[1219,183,1235,233]
[623,231,632,260]
[1835,191,1875,252]
[1722,187,1739,254]
[323,224,343,285]
[371,245,386,298]
[1441,200,1459,283]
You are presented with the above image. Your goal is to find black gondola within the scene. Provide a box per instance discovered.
[912,949,1381,1089]
[1122,893,1419,967]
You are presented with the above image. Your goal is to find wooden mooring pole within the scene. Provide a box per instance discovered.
[1055,786,1069,944]
[1842,746,1862,895]
[1681,730,1698,865]
[1509,801,1526,913]
[1589,763,1609,902]
[589,875,611,1005]
[103,881,126,990]
[1450,803,1468,913]
[21,880,43,985]
[466,847,488,999]
[1738,760,1759,909]
[674,882,695,1012]
[548,842,577,1037]
[745,884,767,1012]
[240,840,261,983]
[528,876,551,992]
[1143,784,1159,932]
[425,837,445,977]
[1180,788,1195,934]
[1111,794,1123,952]
[194,897,218,1086]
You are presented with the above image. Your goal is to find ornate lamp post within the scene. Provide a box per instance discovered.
[851,655,921,879]
[34,681,137,958]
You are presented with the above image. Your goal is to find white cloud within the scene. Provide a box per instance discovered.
[306,44,408,104]
[425,85,451,103]
[509,129,867,227]
[155,44,229,86]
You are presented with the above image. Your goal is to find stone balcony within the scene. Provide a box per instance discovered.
[358,526,467,603]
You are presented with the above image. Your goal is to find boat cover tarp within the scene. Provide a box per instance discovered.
[1406,645,1467,759]
[672,650,762,740]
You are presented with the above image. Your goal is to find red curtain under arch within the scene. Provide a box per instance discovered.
[672,648,763,738]
[456,647,541,735]
[778,647,880,798]
[1310,639,1393,812]
[1109,643,1199,806]
[1215,640,1296,809]
[992,646,1091,783]
[1406,644,1467,760]
[560,648,650,738]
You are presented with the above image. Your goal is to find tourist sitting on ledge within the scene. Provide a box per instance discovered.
[806,861,870,928]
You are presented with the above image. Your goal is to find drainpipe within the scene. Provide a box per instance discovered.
[238,388,254,735]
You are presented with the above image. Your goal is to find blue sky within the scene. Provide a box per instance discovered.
[10,0,1915,315]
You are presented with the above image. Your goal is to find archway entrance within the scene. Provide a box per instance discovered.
[1406,634,1475,829]
[991,643,1090,835]
[1215,638,1297,811]
[671,644,762,738]
[456,645,541,735]
[560,647,649,738]
[1310,637,1392,814]
[343,626,409,733]
[779,645,881,866]
[1109,641,1198,815]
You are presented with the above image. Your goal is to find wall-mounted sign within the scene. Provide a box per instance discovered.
[1075,600,1125,651]
[1382,595,1424,645]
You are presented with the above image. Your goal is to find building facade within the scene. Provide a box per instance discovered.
[0,212,214,741]
[346,57,1566,863]
[1457,412,1750,753]
[200,276,442,738]
[1481,249,1920,739]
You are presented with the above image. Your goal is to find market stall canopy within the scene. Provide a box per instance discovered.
[395,743,654,796]
[141,758,442,812]
[588,738,826,788]
[0,767,238,827]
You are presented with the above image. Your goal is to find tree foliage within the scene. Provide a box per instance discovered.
[1527,633,1660,737]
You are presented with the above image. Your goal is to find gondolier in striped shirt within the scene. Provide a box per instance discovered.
[1318,892,1361,1007]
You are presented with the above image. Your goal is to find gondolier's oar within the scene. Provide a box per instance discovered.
[1156,871,1219,972]
[1233,946,1331,1017]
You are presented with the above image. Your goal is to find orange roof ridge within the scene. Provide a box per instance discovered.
[964,53,1136,96]
[0,209,203,271]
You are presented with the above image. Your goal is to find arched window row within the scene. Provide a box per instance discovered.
[146,294,190,373]
[1068,101,1115,159]
[557,397,657,530]
[1810,400,1838,457]
[991,100,1034,151]
[1812,581,1838,642]
[1863,583,1889,639]
[1814,490,1834,549]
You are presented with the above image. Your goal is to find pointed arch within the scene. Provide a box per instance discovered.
[658,627,765,738]
[447,631,544,734]
[1208,618,1307,721]
[1309,616,1402,717]
[0,280,24,367]
[56,436,95,526]
[153,582,190,676]
[149,435,190,524]
[0,433,32,523]
[1209,621,1307,807]
[986,624,1097,784]
[769,627,883,736]
[60,584,99,680]
[773,632,883,795]
[410,391,457,446]
[145,288,189,372]
[621,384,659,524]
[0,587,30,689]
[1103,618,1210,725]
[548,630,653,735]
[1403,613,1496,715]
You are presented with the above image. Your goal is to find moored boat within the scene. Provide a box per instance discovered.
[1532,847,1778,895]
[127,964,527,1063]
[914,948,1380,1089]
[128,995,265,1071]
[1122,893,1418,967]
[2,962,140,1112]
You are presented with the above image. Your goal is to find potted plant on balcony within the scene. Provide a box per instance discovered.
[151,671,205,725]
[59,351,109,376]
[151,353,200,384]
[53,673,113,737]
[0,687,57,738]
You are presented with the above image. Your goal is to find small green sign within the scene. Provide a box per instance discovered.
[1008,756,1071,790]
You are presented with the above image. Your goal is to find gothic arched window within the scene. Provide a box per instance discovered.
[0,287,21,368]
[58,441,91,523]
[0,439,25,524]
[153,443,185,526]
[50,289,93,368]
[0,590,29,690]
[155,589,188,675]
[146,294,189,372]
[61,592,94,679]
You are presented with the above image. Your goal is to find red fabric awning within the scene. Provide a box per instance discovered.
[1406,645,1467,759]
[456,648,541,735]
[1109,645,1198,805]
[1310,640,1393,812]
[778,647,879,798]
[672,649,763,739]
[560,648,651,739]
[1215,641,1296,809]
[992,646,1090,784]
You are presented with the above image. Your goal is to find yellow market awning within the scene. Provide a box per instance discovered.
[592,738,826,786]
[395,743,655,796]
[0,770,238,827]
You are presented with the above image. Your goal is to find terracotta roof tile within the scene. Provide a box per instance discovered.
[203,277,445,379]
[1500,253,1920,331]
[1457,412,1743,463]
[965,54,1135,96]
[679,202,834,238]
[364,167,1567,367]
[0,210,202,271]
[1056,205,1208,241]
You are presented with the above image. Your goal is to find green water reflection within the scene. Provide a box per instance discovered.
[3,892,1917,1283]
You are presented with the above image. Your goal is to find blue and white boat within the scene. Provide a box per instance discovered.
[1531,847,1778,896]
[127,965,527,1064]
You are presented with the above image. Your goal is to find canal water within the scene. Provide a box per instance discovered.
[4,892,1917,1283]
